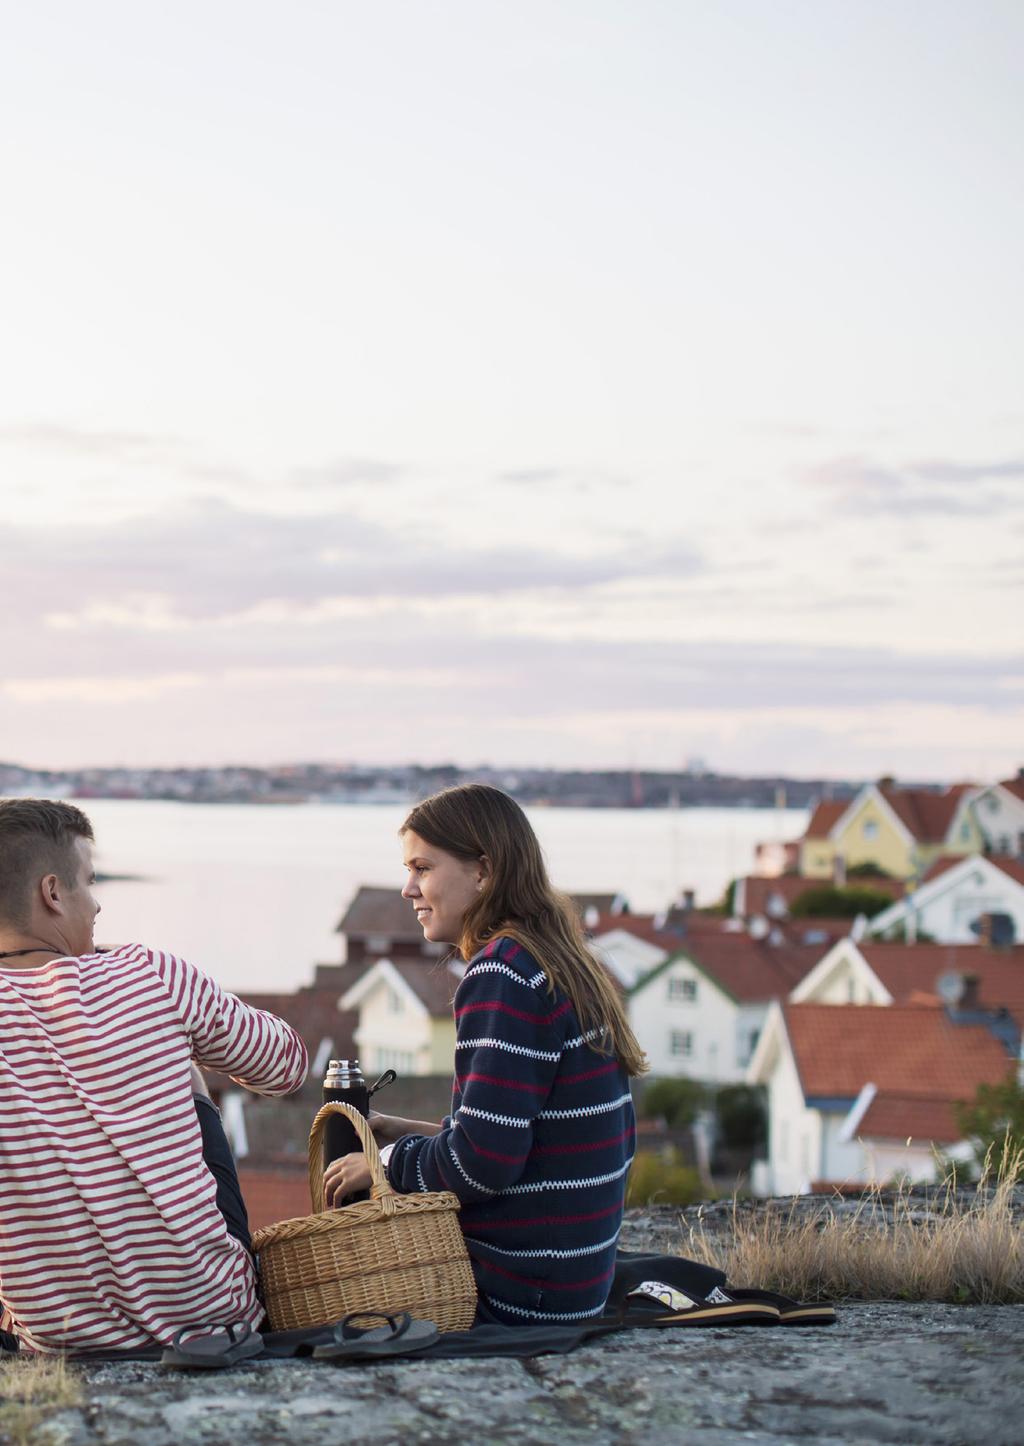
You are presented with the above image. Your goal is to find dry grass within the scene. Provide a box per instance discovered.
[0,1354,83,1446]
[682,1143,1024,1304]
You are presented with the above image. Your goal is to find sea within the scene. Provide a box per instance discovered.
[83,799,810,994]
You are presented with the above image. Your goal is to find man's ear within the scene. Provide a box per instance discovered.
[39,873,64,917]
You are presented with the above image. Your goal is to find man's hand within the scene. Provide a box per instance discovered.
[368,1111,442,1143]
[323,1151,373,1208]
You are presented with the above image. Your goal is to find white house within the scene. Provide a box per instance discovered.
[971,772,1024,857]
[340,957,460,1076]
[627,921,830,1083]
[791,936,1024,1028]
[867,854,1024,945]
[746,1000,1015,1194]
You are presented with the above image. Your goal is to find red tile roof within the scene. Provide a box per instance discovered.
[877,786,968,843]
[803,800,848,840]
[674,927,829,1003]
[858,943,1024,1028]
[783,1003,1012,1101]
[1000,774,1024,802]
[237,1166,311,1232]
[857,1092,964,1144]
[589,911,686,952]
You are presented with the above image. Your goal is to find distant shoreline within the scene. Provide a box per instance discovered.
[2,759,949,811]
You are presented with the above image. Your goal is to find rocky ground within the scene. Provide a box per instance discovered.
[4,1203,1022,1446]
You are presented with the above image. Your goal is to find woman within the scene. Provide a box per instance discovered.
[324,783,647,1325]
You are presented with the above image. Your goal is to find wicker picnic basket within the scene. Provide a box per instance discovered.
[251,1103,477,1333]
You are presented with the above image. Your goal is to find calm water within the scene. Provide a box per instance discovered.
[83,800,809,993]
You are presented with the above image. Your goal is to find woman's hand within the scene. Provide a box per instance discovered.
[322,1151,373,1208]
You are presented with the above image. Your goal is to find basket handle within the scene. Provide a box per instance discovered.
[308,1102,398,1215]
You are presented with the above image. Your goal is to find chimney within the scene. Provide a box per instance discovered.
[833,854,847,887]
[960,974,980,1010]
[877,775,896,790]
[977,913,1016,949]
[681,888,695,911]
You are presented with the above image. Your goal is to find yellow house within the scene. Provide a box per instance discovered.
[340,957,459,1076]
[799,782,982,883]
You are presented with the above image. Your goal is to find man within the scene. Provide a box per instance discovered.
[0,798,308,1354]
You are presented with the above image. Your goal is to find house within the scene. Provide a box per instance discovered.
[335,885,446,967]
[798,780,981,882]
[867,855,1024,945]
[971,770,1024,857]
[588,910,684,988]
[790,936,1024,1028]
[340,956,461,1076]
[747,1001,1017,1193]
[627,918,831,1083]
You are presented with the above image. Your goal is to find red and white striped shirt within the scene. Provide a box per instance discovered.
[0,943,308,1353]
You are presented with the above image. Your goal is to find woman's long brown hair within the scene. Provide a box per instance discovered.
[401,784,647,1077]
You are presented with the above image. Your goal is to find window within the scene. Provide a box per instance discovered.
[669,1030,693,1057]
[375,1047,415,1073]
[668,976,697,1002]
[862,819,879,840]
[366,934,391,955]
[386,986,404,1014]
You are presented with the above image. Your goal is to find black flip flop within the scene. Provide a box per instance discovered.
[161,1320,263,1369]
[614,1279,780,1328]
[312,1311,440,1361]
[712,1286,837,1326]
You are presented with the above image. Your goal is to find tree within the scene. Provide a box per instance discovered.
[640,1077,706,1129]
[714,1085,767,1152]
[954,1074,1024,1171]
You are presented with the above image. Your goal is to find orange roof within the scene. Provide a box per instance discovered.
[803,799,848,840]
[858,942,1024,1028]
[783,1003,1012,1101]
[920,853,1024,887]
[857,1092,965,1143]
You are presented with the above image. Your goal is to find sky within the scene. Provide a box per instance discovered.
[1,0,1022,781]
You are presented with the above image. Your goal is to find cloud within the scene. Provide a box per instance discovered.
[802,453,1024,517]
[1,496,705,629]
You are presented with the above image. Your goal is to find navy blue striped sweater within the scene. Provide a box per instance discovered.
[386,935,636,1323]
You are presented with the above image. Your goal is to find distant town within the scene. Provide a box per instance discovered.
[0,758,946,810]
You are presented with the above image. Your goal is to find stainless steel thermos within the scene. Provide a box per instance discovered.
[322,1058,370,1168]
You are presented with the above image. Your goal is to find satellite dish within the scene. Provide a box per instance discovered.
[748,916,769,939]
[937,971,965,1006]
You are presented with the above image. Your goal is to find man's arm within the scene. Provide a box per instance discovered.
[153,949,308,1095]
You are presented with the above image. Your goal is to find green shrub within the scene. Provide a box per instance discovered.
[790,884,895,919]
[626,1149,704,1206]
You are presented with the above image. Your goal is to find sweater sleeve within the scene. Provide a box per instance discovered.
[386,953,566,1202]
[152,950,308,1096]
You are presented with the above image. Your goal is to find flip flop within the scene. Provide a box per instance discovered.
[161,1320,264,1369]
[711,1286,836,1326]
[312,1311,440,1361]
[614,1279,780,1328]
